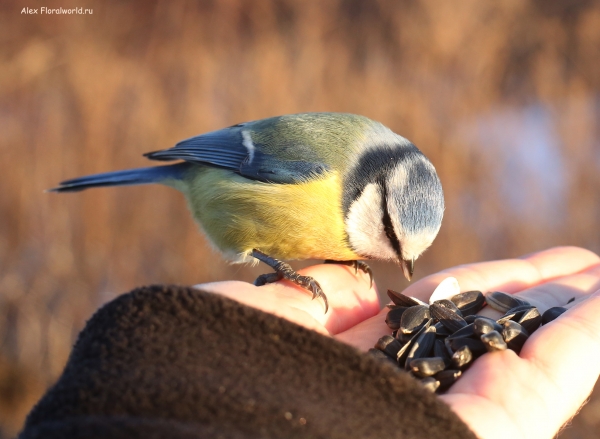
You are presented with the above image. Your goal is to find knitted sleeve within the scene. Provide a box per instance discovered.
[19,285,476,439]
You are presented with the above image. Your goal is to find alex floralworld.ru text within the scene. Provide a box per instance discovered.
[21,7,93,15]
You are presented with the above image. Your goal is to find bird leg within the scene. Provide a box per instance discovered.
[324,260,373,288]
[251,249,328,313]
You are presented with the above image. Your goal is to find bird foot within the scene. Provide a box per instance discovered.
[251,249,328,313]
[324,260,373,288]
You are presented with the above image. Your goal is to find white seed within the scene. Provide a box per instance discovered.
[429,277,460,304]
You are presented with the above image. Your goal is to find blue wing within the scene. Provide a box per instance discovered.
[144,123,330,184]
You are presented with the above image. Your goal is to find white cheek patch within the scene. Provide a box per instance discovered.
[241,130,255,163]
[346,183,397,260]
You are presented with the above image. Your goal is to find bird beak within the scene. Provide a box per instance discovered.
[401,258,414,281]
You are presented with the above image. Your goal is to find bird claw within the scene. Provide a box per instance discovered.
[305,278,328,313]
[251,249,329,313]
[325,259,373,288]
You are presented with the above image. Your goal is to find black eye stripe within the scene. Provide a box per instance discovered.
[380,182,403,261]
[341,143,420,218]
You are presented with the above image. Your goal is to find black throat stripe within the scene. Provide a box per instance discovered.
[380,181,403,262]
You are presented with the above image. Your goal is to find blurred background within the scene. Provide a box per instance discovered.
[1,0,599,436]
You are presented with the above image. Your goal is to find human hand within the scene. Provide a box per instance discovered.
[197,246,600,439]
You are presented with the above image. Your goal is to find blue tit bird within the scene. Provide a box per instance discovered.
[50,113,445,312]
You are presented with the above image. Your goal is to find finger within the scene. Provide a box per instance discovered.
[521,289,600,428]
[293,263,381,334]
[516,263,600,311]
[523,246,600,280]
[199,263,380,336]
[402,246,600,303]
[475,258,600,319]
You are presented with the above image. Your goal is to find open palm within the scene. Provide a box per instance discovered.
[199,246,600,439]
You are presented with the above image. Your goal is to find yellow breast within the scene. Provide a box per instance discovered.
[175,167,360,262]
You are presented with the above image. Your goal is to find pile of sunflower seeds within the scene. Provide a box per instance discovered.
[369,278,570,393]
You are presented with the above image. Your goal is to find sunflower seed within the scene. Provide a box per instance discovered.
[473,317,503,337]
[429,277,460,303]
[445,323,475,341]
[496,304,536,324]
[433,299,463,317]
[481,330,507,352]
[433,322,452,337]
[374,278,550,394]
[420,377,440,392]
[450,290,486,316]
[405,326,437,369]
[367,348,398,365]
[375,335,404,358]
[400,305,430,335]
[435,369,462,390]
[387,289,422,307]
[386,303,404,310]
[447,337,487,356]
[434,338,452,360]
[396,332,413,344]
[502,320,529,353]
[409,357,449,377]
[486,291,529,313]
[430,303,468,333]
[385,306,409,330]
[518,307,542,333]
[464,315,478,324]
[541,306,567,325]
[451,345,473,369]
[396,319,433,365]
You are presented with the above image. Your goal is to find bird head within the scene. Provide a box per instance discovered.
[343,135,444,281]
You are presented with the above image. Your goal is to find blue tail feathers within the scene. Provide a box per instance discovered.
[48,162,191,192]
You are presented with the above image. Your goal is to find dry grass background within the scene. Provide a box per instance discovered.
[1,0,600,436]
